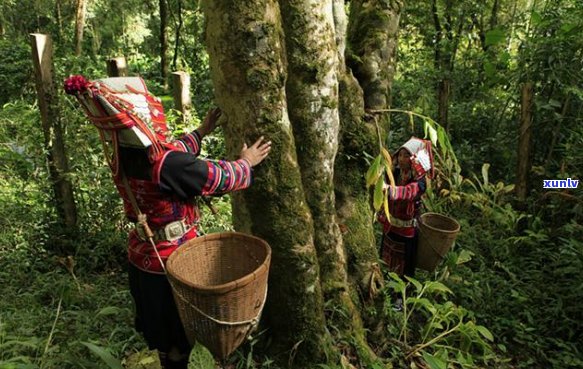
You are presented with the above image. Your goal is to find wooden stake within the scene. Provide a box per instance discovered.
[107,57,128,77]
[30,33,77,228]
[172,71,192,125]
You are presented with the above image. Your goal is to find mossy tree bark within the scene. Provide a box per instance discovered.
[279,0,379,364]
[202,0,400,366]
[347,0,404,111]
[202,0,333,365]
[335,70,386,344]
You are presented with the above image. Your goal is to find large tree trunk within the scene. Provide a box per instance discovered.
[335,70,386,345]
[201,0,333,365]
[347,0,404,111]
[279,0,344,311]
[159,0,169,88]
[334,0,388,346]
[74,0,87,56]
[202,0,396,366]
[279,0,379,363]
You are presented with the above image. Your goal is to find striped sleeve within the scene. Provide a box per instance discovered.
[202,159,253,195]
[168,130,203,155]
[389,177,426,201]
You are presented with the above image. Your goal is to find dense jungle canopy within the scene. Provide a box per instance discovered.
[0,0,582,368]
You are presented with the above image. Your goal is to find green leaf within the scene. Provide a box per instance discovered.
[476,325,494,341]
[422,351,447,369]
[430,321,444,330]
[365,155,382,187]
[138,356,156,365]
[409,111,415,132]
[427,124,438,146]
[96,306,124,317]
[484,60,496,78]
[425,281,452,295]
[499,51,511,63]
[373,176,385,211]
[387,273,406,293]
[81,342,124,369]
[408,297,436,314]
[560,23,579,36]
[503,184,515,193]
[190,342,216,369]
[456,249,473,265]
[370,362,386,369]
[485,29,505,46]
[405,276,423,293]
[481,163,490,186]
[531,11,542,25]
[548,99,562,108]
[381,148,395,186]
[437,126,448,148]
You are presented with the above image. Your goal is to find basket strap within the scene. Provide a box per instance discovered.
[118,166,167,273]
[170,281,268,330]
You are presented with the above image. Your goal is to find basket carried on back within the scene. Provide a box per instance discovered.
[166,232,271,360]
[416,213,460,272]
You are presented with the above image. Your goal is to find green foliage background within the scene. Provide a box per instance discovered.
[0,0,582,368]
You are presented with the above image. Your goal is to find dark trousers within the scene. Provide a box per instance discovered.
[128,263,191,356]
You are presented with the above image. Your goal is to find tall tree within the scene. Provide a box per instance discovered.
[54,0,63,41]
[278,0,377,360]
[201,0,400,366]
[159,0,169,87]
[202,1,332,363]
[74,0,87,56]
[431,0,466,131]
[172,0,184,70]
[516,82,533,206]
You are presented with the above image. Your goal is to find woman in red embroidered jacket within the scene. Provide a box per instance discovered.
[65,76,270,368]
[378,137,433,282]
[122,109,271,369]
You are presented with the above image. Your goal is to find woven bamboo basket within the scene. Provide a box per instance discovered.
[417,213,460,272]
[166,232,271,360]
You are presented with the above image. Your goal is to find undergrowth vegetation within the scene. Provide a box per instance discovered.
[2,90,581,368]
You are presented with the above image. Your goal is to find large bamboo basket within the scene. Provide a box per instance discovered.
[166,232,271,360]
[416,213,460,272]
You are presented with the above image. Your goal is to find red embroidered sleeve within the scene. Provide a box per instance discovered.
[388,182,421,201]
[202,159,253,195]
[167,130,203,155]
